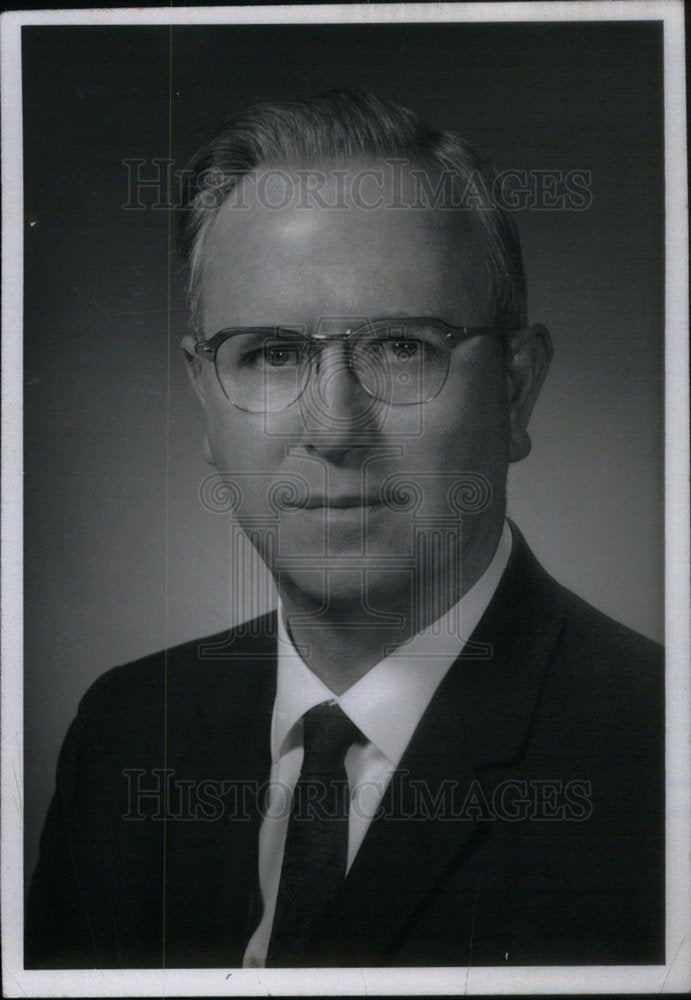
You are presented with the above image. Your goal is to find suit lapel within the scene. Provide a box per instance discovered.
[452,524,567,767]
[319,527,568,962]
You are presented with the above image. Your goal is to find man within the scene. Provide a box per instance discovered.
[26,91,664,969]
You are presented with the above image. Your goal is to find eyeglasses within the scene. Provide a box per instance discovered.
[192,317,509,413]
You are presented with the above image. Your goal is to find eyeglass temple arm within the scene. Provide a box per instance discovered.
[194,341,217,358]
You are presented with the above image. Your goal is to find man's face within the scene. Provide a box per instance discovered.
[188,164,522,616]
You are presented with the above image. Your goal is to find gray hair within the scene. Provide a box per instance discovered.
[178,90,527,334]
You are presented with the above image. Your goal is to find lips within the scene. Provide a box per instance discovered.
[298,494,383,510]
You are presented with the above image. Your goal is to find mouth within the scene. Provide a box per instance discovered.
[298,495,384,511]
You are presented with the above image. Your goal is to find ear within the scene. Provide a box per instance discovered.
[505,324,553,463]
[182,336,216,466]
[202,433,214,465]
[181,335,207,407]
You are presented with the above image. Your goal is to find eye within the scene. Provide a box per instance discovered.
[235,340,300,369]
[267,345,301,368]
[390,340,419,363]
[367,322,444,356]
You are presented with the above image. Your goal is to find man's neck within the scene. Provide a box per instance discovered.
[278,515,507,695]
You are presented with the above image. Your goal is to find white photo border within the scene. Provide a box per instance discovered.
[2,2,689,995]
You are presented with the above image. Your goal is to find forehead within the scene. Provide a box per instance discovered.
[200,163,495,331]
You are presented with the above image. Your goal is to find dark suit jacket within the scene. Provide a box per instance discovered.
[25,527,664,968]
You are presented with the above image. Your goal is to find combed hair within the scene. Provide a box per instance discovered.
[178,90,527,334]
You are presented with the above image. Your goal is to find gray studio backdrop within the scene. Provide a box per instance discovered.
[23,21,664,881]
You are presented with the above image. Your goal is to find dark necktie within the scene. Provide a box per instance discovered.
[266,701,360,967]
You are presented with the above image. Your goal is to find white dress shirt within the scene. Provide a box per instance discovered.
[242,522,512,968]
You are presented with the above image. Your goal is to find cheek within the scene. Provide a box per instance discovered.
[204,401,288,515]
[416,371,511,477]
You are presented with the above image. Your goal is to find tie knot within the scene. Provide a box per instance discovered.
[300,702,360,776]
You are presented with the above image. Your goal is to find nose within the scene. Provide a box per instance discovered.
[297,341,382,459]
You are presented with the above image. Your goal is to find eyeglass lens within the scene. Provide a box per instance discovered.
[214,322,451,412]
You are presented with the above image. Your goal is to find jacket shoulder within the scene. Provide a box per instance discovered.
[539,581,664,761]
[78,611,278,722]
[555,582,662,671]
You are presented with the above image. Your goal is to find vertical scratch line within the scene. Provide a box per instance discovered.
[162,13,174,983]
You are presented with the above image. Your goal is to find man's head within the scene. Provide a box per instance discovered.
[180,91,528,336]
[179,91,551,618]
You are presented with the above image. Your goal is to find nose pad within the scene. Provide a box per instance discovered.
[297,342,386,435]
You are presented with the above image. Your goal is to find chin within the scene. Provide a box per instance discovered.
[277,564,411,619]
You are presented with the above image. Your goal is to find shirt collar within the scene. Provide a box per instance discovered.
[272,521,512,766]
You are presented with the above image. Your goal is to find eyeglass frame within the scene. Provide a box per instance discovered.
[191,317,513,412]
